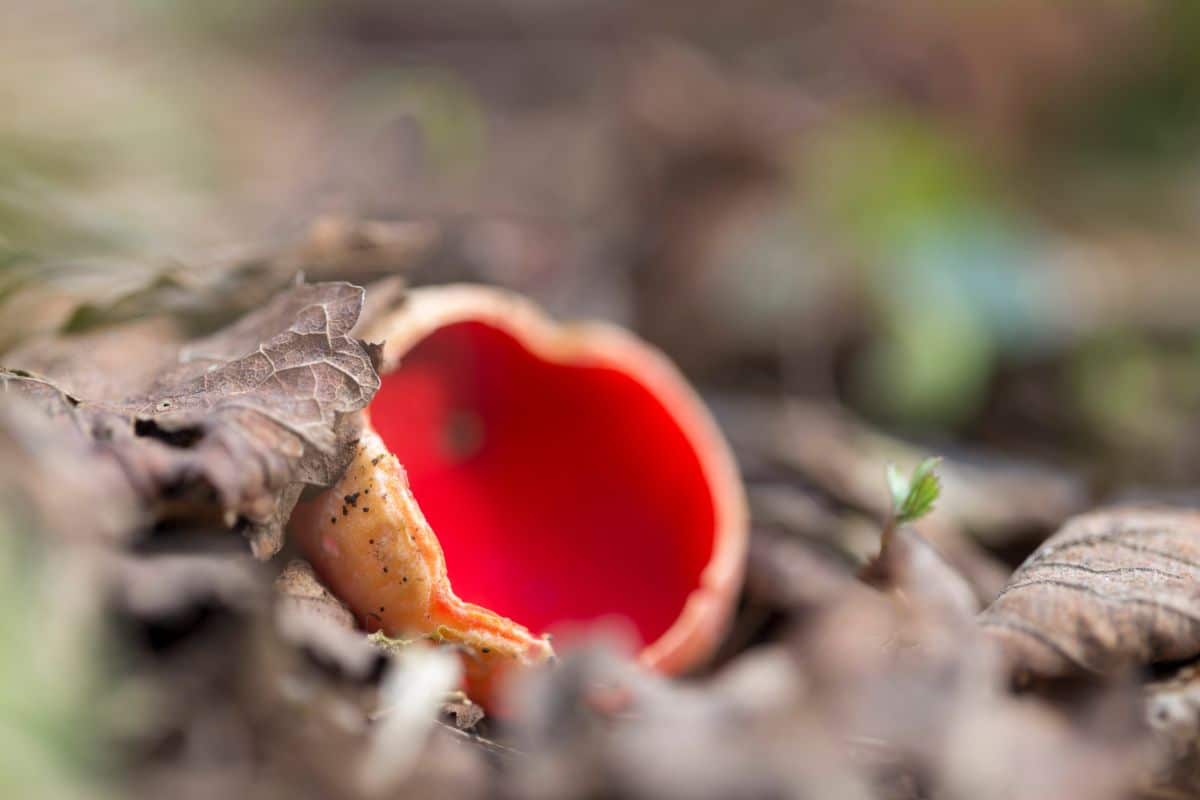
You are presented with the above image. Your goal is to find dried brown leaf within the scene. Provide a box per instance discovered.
[1145,663,1200,798]
[861,525,980,624]
[745,529,856,611]
[275,559,356,631]
[1,281,380,557]
[106,552,263,618]
[0,394,142,544]
[274,559,381,682]
[796,564,1149,800]
[5,317,185,401]
[979,507,1200,679]
[442,697,486,732]
[50,217,433,339]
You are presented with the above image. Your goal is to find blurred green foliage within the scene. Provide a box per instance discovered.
[0,515,110,800]
[1041,0,1200,167]
[0,133,128,261]
[808,114,1046,427]
[1071,332,1200,465]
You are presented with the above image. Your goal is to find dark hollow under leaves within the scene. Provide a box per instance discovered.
[980,507,1200,679]
[0,281,381,557]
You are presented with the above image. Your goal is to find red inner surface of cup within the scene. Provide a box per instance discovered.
[370,321,716,646]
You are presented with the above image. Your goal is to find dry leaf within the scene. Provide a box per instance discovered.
[442,696,486,732]
[1145,663,1200,798]
[107,552,262,619]
[979,507,1200,679]
[274,559,383,682]
[1,281,381,557]
[4,317,185,402]
[51,217,434,338]
[718,395,1077,603]
[861,525,980,623]
[745,529,856,612]
[794,564,1149,800]
[509,643,872,800]
[0,394,142,545]
[275,559,356,631]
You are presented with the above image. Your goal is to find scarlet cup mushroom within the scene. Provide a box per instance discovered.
[289,284,748,707]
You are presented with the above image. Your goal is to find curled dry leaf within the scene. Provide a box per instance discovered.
[441,692,486,732]
[979,507,1200,679]
[861,525,980,624]
[0,394,142,545]
[275,559,357,631]
[4,317,185,405]
[1,281,381,557]
[107,552,263,619]
[792,563,1150,800]
[274,560,383,682]
[50,216,436,338]
[1145,663,1200,798]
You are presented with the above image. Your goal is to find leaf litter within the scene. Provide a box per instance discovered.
[2,280,381,557]
[3,272,1200,799]
[981,507,1200,679]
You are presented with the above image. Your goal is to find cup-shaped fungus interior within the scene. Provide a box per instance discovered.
[370,321,717,647]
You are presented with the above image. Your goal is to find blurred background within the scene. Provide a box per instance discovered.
[7,0,1200,487]
[5,1,1200,797]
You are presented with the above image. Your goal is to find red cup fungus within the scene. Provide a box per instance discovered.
[290,284,748,708]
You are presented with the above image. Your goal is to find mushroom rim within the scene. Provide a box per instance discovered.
[360,283,749,674]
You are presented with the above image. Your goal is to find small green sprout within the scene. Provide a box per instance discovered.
[886,457,942,525]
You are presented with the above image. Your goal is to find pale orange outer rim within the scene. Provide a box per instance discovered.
[361,283,750,676]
